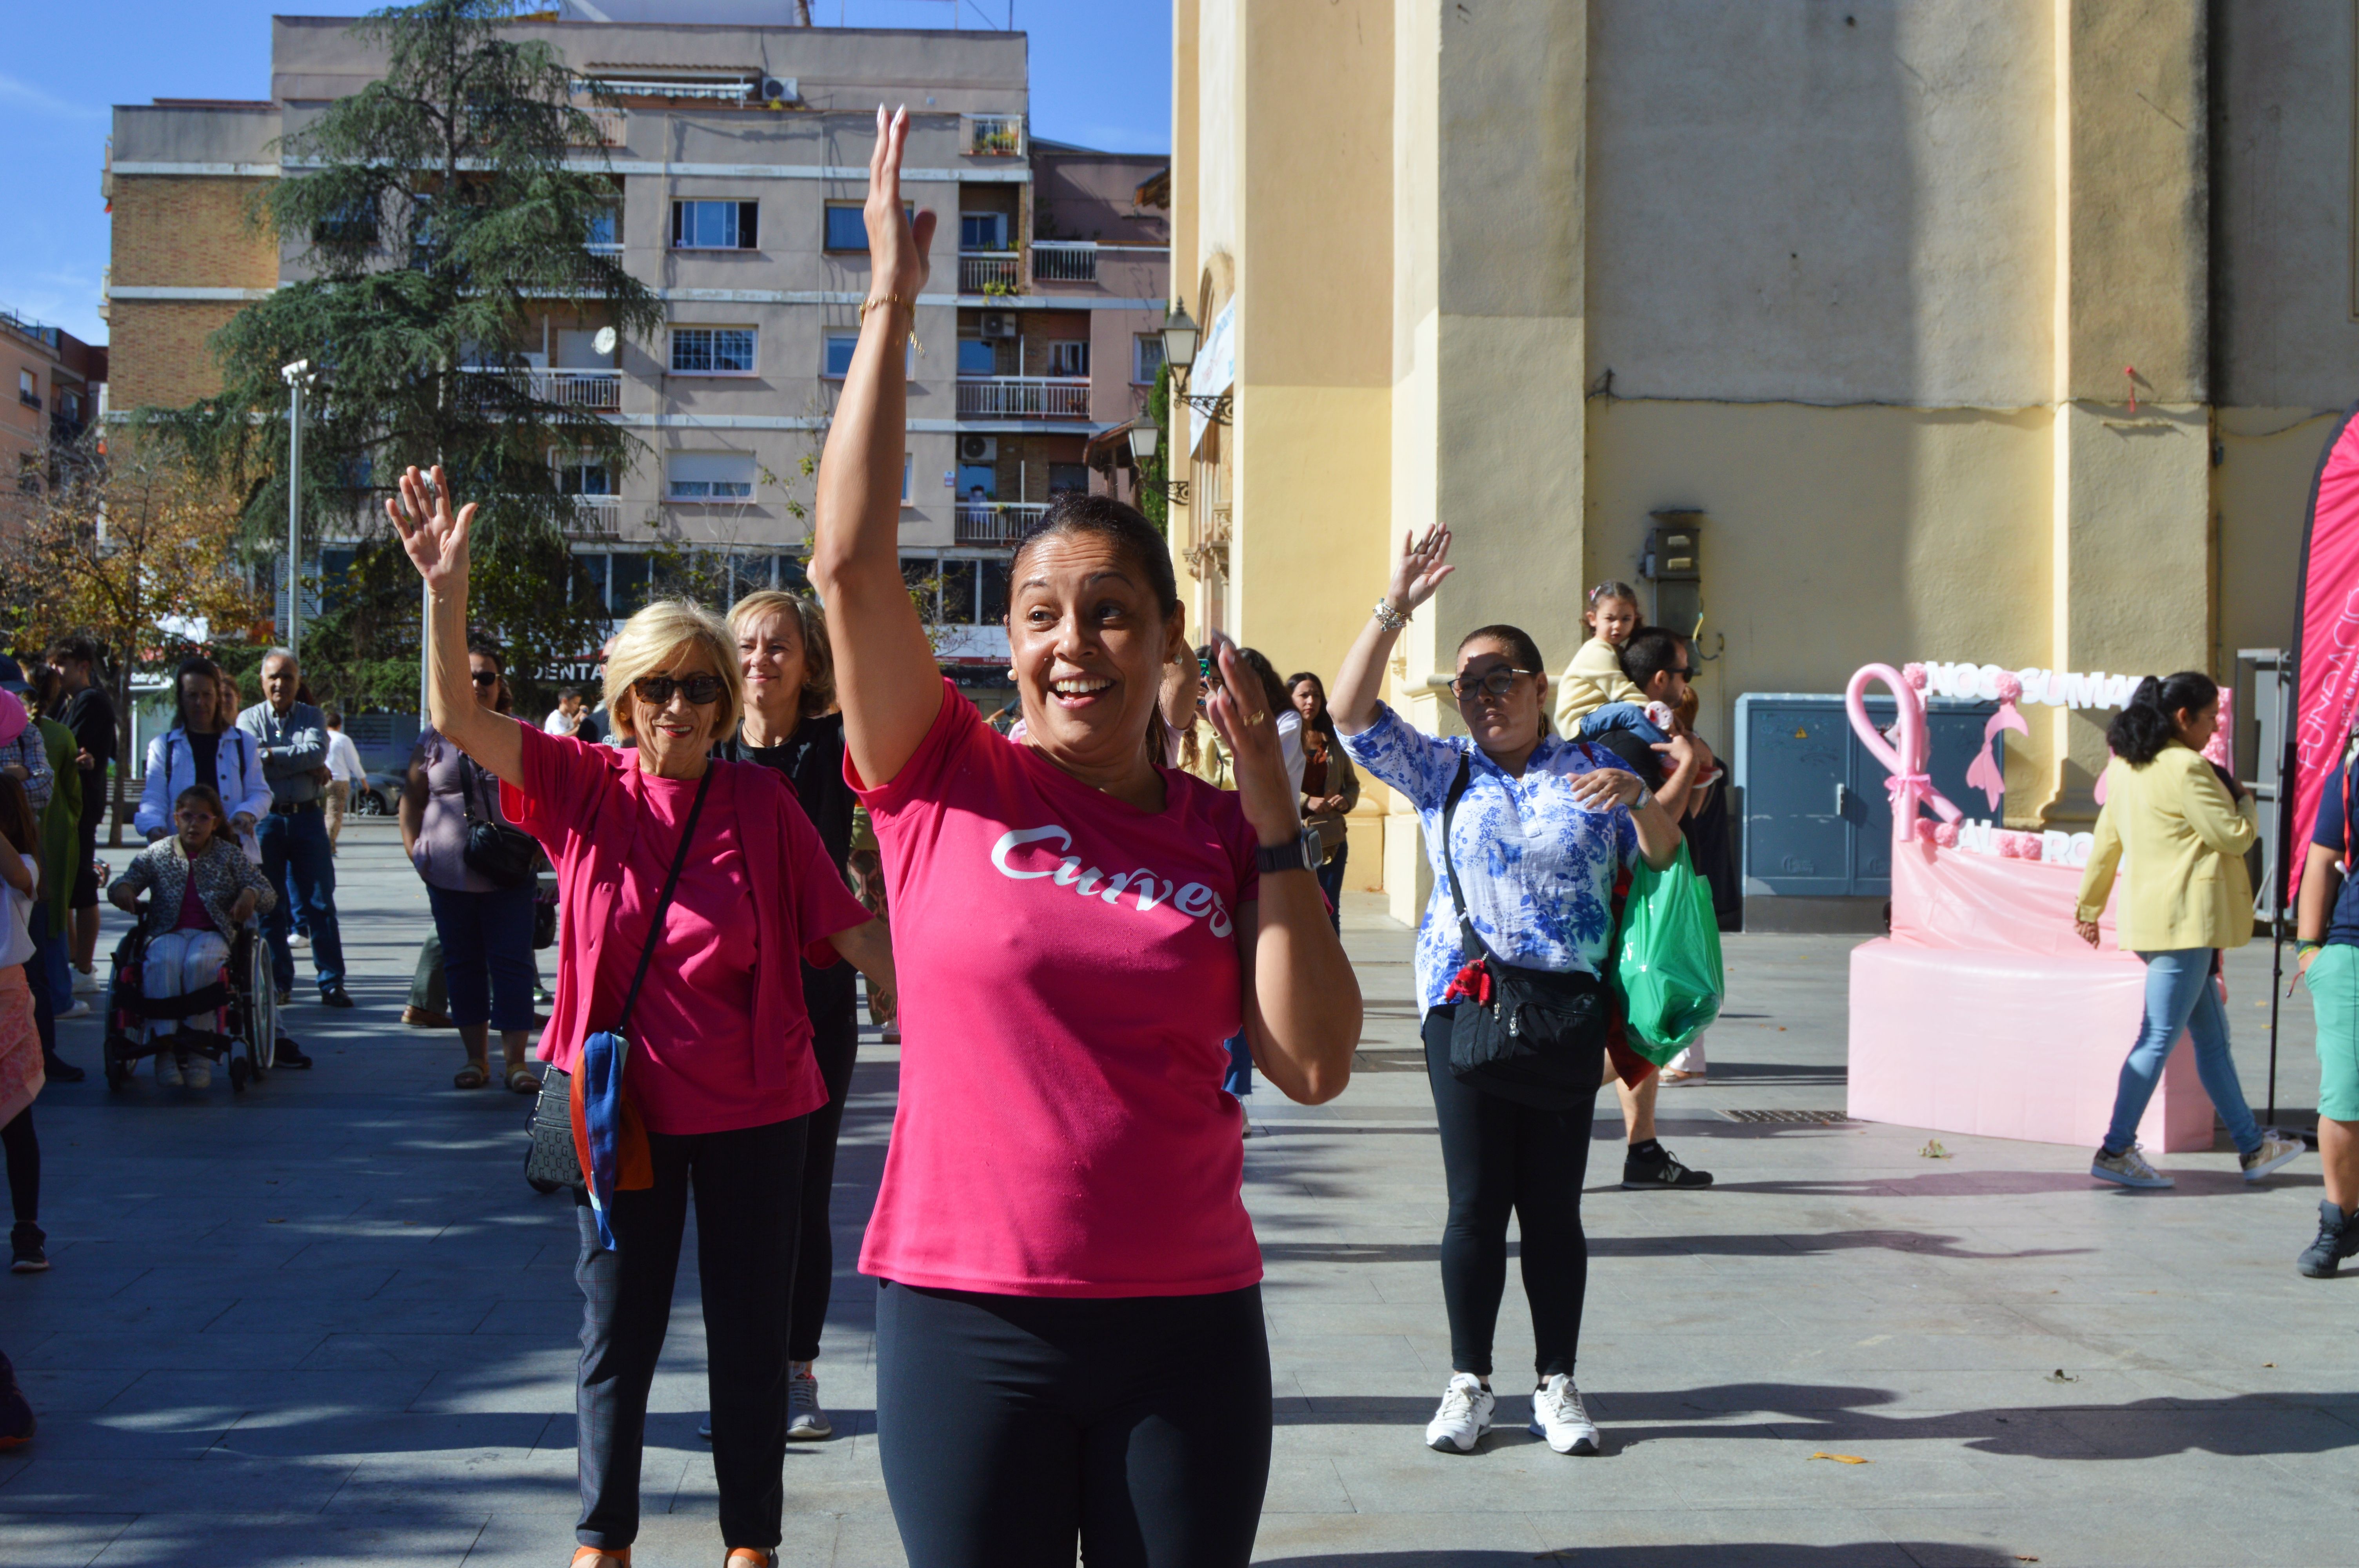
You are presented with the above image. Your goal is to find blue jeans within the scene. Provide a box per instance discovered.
[1315,842,1348,934]
[2103,947,2263,1157]
[1577,702,1670,747]
[258,806,344,994]
[424,881,538,1030]
[38,903,70,1014]
[1223,1034,1253,1098]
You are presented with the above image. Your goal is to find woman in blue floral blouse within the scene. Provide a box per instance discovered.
[1330,523,1689,1461]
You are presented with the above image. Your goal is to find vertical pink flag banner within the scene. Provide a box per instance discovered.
[2290,403,2359,887]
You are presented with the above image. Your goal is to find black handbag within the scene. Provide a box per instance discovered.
[459,757,540,889]
[520,766,714,1194]
[1438,755,1609,1111]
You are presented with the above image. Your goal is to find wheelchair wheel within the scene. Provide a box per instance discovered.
[242,933,278,1072]
[229,1056,251,1094]
[104,1047,132,1090]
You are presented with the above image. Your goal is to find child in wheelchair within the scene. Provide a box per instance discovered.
[108,784,276,1089]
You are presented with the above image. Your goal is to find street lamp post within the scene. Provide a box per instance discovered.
[280,359,314,658]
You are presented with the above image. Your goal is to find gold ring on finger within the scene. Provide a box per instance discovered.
[1246,710,1267,727]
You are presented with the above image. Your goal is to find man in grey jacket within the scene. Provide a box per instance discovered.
[238,648,347,1021]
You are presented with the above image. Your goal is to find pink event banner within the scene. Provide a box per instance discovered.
[2292,405,2359,879]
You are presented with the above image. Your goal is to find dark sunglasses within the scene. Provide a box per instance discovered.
[633,673,725,707]
[1450,666,1536,701]
[469,670,500,688]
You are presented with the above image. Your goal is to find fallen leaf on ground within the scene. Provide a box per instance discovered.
[2047,1369,2077,1383]
[1919,1140,1952,1159]
[267,1218,286,1224]
[2263,1362,2275,1368]
[2015,1557,2040,1563]
[1807,1451,1870,1464]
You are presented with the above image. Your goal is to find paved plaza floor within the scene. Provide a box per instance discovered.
[2,819,2354,1566]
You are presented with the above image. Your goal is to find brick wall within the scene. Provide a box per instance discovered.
[107,301,247,410]
[110,176,279,287]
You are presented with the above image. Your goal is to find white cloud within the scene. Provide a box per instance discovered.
[0,72,102,122]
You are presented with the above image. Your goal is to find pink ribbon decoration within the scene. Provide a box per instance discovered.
[1846,664,1964,845]
[1965,672,2028,813]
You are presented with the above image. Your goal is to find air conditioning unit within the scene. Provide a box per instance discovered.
[758,76,799,107]
[958,435,998,463]
[980,311,1018,340]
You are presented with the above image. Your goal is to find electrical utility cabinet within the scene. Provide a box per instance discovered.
[1733,692,2000,931]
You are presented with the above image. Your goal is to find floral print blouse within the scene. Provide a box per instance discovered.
[1340,703,1640,1014]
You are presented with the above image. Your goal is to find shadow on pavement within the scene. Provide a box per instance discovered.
[1259,1548,2021,1567]
[1261,1228,2090,1265]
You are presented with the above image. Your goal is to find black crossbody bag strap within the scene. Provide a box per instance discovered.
[611,764,714,1038]
[1439,753,1495,969]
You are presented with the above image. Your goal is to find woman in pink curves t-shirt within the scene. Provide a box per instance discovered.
[386,469,897,1568]
[809,108,1363,1567]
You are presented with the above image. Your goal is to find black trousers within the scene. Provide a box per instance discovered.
[875,1279,1272,1568]
[574,1115,807,1552]
[788,986,858,1363]
[1423,1004,1601,1381]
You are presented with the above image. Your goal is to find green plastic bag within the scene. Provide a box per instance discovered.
[1608,842,1725,1063]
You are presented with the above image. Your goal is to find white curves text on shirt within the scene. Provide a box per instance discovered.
[989,824,1234,938]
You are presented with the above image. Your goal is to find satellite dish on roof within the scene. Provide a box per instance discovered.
[592,327,618,358]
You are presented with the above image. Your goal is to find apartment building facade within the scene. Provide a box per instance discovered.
[2,309,105,523]
[104,9,1168,683]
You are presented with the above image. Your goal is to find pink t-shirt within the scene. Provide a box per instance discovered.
[853,679,1263,1298]
[510,724,871,1136]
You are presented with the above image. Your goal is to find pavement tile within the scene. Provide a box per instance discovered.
[0,1512,132,1568]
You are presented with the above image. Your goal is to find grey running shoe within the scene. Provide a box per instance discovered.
[2297,1200,2359,1278]
[787,1364,833,1441]
[2090,1144,2173,1189]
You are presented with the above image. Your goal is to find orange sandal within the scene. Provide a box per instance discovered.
[571,1548,630,1568]
[725,1552,774,1567]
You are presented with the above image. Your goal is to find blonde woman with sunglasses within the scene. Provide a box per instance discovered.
[387,468,897,1568]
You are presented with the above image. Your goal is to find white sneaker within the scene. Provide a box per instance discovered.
[181,1053,211,1090]
[290,932,311,950]
[154,1049,183,1087]
[73,968,104,996]
[2242,1132,2307,1183]
[2091,1143,2173,1189]
[60,1000,91,1020]
[1528,1374,1600,1455]
[786,1363,832,1441]
[1424,1372,1495,1454]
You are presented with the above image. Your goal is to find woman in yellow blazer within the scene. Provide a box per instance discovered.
[2073,672,2306,1190]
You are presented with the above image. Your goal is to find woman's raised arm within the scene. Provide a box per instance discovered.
[1330,524,1454,734]
[386,465,523,788]
[809,106,945,790]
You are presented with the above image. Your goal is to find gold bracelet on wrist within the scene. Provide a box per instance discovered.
[859,294,924,357]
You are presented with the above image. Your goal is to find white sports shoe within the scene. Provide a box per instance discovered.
[1528,1374,1600,1455]
[154,1049,184,1087]
[181,1053,212,1090]
[73,967,104,996]
[1424,1372,1495,1454]
[2242,1132,2307,1183]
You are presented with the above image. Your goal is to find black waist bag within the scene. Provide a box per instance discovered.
[460,757,540,889]
[1439,756,1609,1111]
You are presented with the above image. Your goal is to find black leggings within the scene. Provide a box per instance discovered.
[788,986,858,1362]
[875,1279,1272,1568]
[2,1107,36,1240]
[1423,1003,1600,1381]
[573,1116,805,1552]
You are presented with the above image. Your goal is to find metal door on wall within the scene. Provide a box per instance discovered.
[1735,694,1999,899]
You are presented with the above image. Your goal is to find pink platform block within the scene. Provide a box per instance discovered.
[1848,938,2215,1152]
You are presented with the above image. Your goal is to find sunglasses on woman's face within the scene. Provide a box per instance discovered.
[633,673,725,707]
[1450,666,1536,701]
[469,670,499,688]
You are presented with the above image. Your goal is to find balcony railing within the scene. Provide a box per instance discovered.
[572,108,629,146]
[1030,241,1097,284]
[458,367,622,412]
[955,376,1090,420]
[965,115,1024,157]
[959,252,1022,294]
[955,501,1048,546]
[563,495,622,538]
[17,389,40,412]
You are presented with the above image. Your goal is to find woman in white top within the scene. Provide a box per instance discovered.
[134,657,269,846]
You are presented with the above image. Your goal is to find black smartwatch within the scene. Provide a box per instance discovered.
[1256,826,1322,875]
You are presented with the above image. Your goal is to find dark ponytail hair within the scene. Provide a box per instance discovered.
[2108,671,2219,766]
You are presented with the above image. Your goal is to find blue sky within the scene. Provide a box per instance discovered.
[1,0,1171,348]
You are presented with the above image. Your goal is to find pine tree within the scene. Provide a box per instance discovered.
[156,0,663,710]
